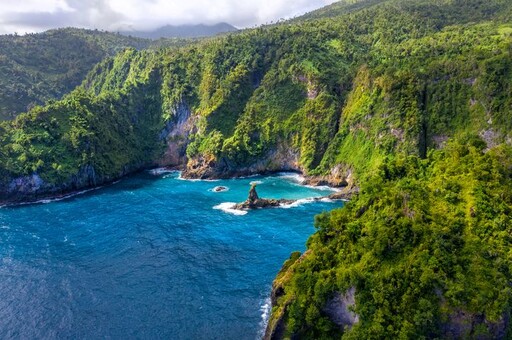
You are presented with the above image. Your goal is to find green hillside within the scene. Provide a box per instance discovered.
[0,28,190,120]
[0,0,512,337]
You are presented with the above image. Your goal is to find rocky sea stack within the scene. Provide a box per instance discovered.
[233,184,294,210]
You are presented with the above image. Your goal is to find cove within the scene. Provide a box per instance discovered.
[0,171,342,339]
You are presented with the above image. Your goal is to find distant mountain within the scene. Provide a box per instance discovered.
[119,23,238,39]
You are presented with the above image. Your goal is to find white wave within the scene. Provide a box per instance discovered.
[257,296,272,339]
[148,168,177,176]
[2,187,102,208]
[177,173,220,182]
[249,180,263,186]
[279,197,317,209]
[35,188,99,204]
[213,202,247,216]
[235,174,261,179]
[301,184,340,192]
[209,186,229,193]
[276,172,305,183]
[277,172,343,192]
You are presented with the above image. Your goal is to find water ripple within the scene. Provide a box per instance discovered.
[0,173,342,339]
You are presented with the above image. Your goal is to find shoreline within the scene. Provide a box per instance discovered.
[0,165,355,208]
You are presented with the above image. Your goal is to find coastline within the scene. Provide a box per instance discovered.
[0,165,356,208]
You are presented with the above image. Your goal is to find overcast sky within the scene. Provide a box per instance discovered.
[0,0,338,34]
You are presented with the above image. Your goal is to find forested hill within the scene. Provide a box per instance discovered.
[0,28,189,120]
[296,0,512,22]
[1,0,512,337]
[292,0,387,21]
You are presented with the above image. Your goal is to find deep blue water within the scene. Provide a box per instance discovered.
[0,171,342,339]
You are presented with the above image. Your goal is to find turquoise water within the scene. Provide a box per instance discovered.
[0,171,342,339]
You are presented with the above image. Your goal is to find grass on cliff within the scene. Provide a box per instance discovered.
[272,138,512,338]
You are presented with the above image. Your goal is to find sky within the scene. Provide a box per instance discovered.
[0,0,338,34]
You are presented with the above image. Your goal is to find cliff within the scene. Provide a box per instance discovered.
[2,0,511,204]
[264,141,512,338]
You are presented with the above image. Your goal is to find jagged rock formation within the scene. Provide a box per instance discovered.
[232,182,353,211]
[233,184,294,210]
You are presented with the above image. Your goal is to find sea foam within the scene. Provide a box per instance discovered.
[177,173,220,182]
[276,172,305,183]
[148,168,177,176]
[213,202,247,215]
[258,296,272,338]
[279,197,317,209]
[1,187,101,208]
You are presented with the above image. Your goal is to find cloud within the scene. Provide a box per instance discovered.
[0,0,337,34]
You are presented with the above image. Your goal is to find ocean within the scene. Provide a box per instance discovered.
[0,171,342,339]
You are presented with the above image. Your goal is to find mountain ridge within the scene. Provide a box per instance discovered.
[119,22,238,39]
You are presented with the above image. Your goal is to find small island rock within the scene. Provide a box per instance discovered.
[234,184,294,210]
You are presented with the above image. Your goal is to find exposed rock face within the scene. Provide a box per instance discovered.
[440,309,509,339]
[303,164,353,188]
[182,154,218,179]
[480,128,501,151]
[8,174,45,194]
[328,186,358,200]
[4,165,99,201]
[323,288,359,330]
[182,142,301,179]
[158,100,195,167]
[0,162,145,205]
[264,250,313,339]
[432,134,449,148]
[264,306,288,340]
[234,184,294,210]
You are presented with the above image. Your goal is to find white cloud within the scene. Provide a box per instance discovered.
[0,0,72,14]
[0,0,338,34]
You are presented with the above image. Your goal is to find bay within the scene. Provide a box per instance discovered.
[0,171,342,339]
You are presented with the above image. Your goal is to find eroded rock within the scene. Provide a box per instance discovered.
[323,287,359,330]
[233,184,294,210]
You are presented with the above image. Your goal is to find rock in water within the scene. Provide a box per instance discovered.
[233,183,351,211]
[213,186,229,192]
[234,184,294,210]
[248,183,259,201]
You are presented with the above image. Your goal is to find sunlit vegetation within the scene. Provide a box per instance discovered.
[0,0,512,336]
[0,28,190,120]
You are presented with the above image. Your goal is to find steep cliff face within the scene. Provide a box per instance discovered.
[0,51,167,203]
[158,100,196,167]
[2,164,124,204]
